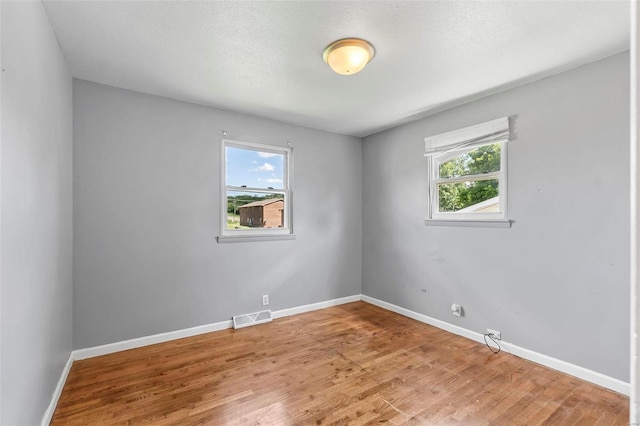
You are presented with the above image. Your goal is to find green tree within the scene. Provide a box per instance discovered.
[437,144,500,212]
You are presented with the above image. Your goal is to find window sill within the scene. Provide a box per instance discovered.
[424,219,512,228]
[217,234,296,243]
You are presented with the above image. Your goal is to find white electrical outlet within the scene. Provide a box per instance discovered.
[451,303,462,317]
[262,295,269,306]
[487,328,501,340]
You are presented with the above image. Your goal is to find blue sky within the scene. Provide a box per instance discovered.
[226,146,284,189]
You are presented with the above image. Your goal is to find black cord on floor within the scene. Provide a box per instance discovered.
[483,333,501,354]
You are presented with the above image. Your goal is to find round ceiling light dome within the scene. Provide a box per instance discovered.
[322,38,375,76]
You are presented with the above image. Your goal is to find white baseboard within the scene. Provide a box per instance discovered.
[361,295,630,396]
[72,319,233,360]
[41,353,73,426]
[501,340,630,395]
[272,294,361,319]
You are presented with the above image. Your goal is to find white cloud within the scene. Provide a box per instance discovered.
[266,178,283,184]
[250,162,275,172]
[258,152,278,158]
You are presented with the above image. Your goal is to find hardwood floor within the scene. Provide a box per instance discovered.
[51,302,629,425]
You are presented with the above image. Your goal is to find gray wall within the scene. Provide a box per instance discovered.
[73,80,362,349]
[362,52,630,382]
[1,2,73,425]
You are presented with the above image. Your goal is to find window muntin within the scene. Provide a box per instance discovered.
[221,140,292,238]
[430,142,506,220]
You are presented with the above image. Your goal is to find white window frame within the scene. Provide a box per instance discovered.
[429,142,507,221]
[424,117,511,227]
[218,138,294,243]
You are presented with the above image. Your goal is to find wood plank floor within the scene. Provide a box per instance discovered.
[51,302,629,425]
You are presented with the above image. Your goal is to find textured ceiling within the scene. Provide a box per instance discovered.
[43,1,630,137]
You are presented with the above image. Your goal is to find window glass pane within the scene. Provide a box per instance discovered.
[438,143,501,179]
[226,190,285,230]
[438,179,499,213]
[226,146,285,189]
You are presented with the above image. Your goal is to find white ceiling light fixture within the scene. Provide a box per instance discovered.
[322,38,375,76]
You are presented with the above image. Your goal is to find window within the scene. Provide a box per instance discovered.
[219,139,293,242]
[425,117,511,225]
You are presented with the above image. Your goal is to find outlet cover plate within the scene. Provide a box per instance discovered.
[487,328,501,340]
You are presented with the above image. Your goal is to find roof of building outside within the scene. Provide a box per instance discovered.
[455,196,499,213]
[237,198,284,209]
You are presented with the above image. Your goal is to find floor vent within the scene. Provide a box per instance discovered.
[232,310,273,329]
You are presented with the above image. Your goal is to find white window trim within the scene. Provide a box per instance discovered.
[424,117,512,227]
[424,117,509,155]
[218,138,294,242]
[423,219,512,228]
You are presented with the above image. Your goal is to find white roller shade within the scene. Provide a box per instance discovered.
[424,117,510,156]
